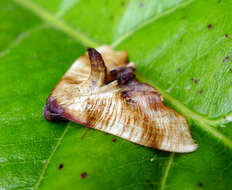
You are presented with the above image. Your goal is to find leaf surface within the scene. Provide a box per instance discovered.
[1,0,232,189]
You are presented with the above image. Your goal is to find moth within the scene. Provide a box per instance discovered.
[43,46,197,153]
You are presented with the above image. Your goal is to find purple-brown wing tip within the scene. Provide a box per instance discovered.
[43,96,66,121]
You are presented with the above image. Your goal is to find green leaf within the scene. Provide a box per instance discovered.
[1,0,232,189]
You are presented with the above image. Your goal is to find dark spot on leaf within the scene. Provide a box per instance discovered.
[112,138,117,142]
[225,34,229,38]
[199,90,203,94]
[145,179,154,188]
[80,172,87,179]
[194,80,198,84]
[207,24,213,29]
[229,68,232,73]
[223,56,230,62]
[58,164,64,170]
[145,179,153,187]
[198,183,203,187]
[191,78,198,84]
[121,1,125,6]
[218,0,222,3]
[139,2,144,7]
[177,68,181,72]
[105,132,109,135]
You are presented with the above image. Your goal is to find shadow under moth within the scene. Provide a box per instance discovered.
[43,46,197,153]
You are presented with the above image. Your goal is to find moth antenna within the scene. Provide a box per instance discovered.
[87,48,107,86]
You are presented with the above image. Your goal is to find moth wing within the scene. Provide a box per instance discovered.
[59,82,197,153]
[116,84,197,153]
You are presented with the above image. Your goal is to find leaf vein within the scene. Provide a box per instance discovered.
[160,153,175,190]
[34,123,71,190]
[13,0,99,47]
[111,0,195,48]
[0,24,45,59]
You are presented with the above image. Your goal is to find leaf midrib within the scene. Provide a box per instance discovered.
[13,0,98,47]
